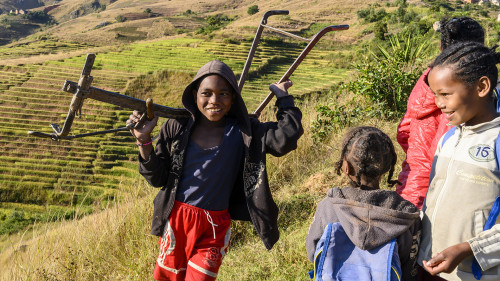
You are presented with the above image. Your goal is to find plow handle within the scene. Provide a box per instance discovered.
[238,10,289,93]
[252,25,349,116]
[262,10,288,24]
[56,53,96,137]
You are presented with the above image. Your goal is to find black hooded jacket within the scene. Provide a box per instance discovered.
[139,60,303,250]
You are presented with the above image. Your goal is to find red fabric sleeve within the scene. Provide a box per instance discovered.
[396,68,451,209]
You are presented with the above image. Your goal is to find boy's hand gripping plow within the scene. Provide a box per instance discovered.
[27,53,189,140]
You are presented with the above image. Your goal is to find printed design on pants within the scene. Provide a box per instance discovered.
[203,247,222,268]
[158,221,176,264]
[203,227,231,268]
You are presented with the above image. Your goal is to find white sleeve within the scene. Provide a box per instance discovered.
[468,224,500,271]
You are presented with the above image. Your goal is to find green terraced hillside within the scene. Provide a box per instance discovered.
[0,39,96,60]
[0,36,350,235]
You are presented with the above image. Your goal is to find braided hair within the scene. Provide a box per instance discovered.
[335,126,400,188]
[439,17,484,50]
[430,42,500,94]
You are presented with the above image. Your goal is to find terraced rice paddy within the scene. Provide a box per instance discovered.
[0,37,350,235]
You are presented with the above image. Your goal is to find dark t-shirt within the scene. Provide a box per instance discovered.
[175,118,243,210]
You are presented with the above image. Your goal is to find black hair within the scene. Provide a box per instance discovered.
[335,126,399,188]
[439,17,484,50]
[430,42,500,94]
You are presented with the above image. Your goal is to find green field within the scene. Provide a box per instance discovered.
[0,35,352,236]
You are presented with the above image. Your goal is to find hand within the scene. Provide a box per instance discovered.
[269,80,293,98]
[126,110,159,144]
[423,242,473,275]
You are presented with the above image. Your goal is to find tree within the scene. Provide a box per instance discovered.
[24,11,56,25]
[247,5,259,15]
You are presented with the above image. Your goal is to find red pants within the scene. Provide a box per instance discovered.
[153,201,231,281]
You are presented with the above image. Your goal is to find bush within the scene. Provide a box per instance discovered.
[478,10,488,18]
[247,5,259,15]
[24,11,56,25]
[197,14,235,34]
[357,7,388,23]
[91,0,101,9]
[311,102,360,143]
[115,15,126,22]
[374,21,387,40]
[343,33,430,119]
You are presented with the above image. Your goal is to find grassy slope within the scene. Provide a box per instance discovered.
[0,0,382,278]
[0,101,403,281]
[3,0,498,280]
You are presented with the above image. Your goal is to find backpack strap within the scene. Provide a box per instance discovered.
[312,223,333,281]
[495,88,500,114]
[471,129,500,280]
[441,126,457,148]
[471,196,500,280]
[496,129,500,170]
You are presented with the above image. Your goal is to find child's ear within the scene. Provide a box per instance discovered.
[476,76,492,98]
[342,160,354,176]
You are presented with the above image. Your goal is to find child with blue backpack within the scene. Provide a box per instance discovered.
[418,42,500,281]
[306,126,422,281]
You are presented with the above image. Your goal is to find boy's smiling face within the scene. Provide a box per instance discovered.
[429,66,490,126]
[194,74,234,123]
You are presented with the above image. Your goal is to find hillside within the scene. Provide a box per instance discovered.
[0,0,44,12]
[0,0,499,280]
[0,0,393,239]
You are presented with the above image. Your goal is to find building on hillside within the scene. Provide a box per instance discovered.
[491,0,500,5]
[464,0,479,3]
[18,9,25,14]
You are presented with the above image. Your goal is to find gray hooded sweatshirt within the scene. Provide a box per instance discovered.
[306,186,421,281]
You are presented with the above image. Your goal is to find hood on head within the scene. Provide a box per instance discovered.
[181,60,250,132]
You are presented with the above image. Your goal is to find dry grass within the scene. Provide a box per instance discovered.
[0,178,158,281]
[0,1,410,279]
[0,92,405,280]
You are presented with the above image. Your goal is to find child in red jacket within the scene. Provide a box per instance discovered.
[396,17,484,209]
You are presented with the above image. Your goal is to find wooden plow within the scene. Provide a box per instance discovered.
[28,10,348,140]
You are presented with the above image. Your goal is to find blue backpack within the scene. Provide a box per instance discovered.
[441,126,500,280]
[309,222,402,281]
